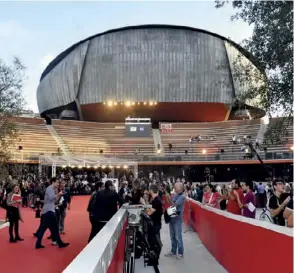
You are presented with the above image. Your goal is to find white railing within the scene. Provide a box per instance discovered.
[63,208,127,273]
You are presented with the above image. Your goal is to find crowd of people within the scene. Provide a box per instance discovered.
[183,179,293,227]
[0,169,292,260]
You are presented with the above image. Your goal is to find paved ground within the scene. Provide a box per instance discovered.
[136,222,228,273]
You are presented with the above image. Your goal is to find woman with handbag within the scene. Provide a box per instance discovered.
[6,185,24,243]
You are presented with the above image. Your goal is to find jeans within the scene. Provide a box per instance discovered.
[59,208,66,232]
[36,211,63,246]
[169,219,183,255]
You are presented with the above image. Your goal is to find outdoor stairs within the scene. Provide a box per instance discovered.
[152,128,164,155]
[46,125,71,155]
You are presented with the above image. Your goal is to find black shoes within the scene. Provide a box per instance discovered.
[15,237,24,241]
[59,242,70,248]
[9,238,17,243]
[35,242,70,249]
[35,244,45,249]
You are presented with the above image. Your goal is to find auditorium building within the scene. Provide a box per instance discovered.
[37,24,266,123]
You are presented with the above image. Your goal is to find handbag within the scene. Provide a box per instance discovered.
[164,209,171,224]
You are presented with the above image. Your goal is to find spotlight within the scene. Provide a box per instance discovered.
[131,101,135,106]
[290,146,294,151]
[78,165,82,169]
[123,165,128,169]
[103,102,106,105]
[156,149,161,154]
[125,101,131,107]
[107,100,113,106]
[202,149,207,155]
[137,102,140,105]
[121,102,123,105]
[114,102,118,106]
[154,102,157,105]
[94,165,98,169]
[109,165,113,169]
[116,165,121,169]
[102,165,106,169]
[86,165,91,168]
[62,165,66,169]
[143,102,147,105]
[149,101,154,106]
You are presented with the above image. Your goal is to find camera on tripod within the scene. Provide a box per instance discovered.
[123,204,162,273]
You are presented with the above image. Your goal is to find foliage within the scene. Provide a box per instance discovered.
[215,0,293,142]
[0,57,26,180]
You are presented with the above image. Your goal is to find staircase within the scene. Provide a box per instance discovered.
[46,125,71,155]
[152,129,164,154]
[257,120,268,143]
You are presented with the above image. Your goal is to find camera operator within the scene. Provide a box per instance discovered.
[146,184,163,240]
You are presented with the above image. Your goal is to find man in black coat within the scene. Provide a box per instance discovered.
[90,180,122,241]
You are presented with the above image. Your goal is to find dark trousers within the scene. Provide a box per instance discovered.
[36,211,63,246]
[153,225,162,258]
[22,196,28,207]
[7,208,20,239]
[36,215,54,239]
[88,217,106,243]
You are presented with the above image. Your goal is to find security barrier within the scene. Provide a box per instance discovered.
[183,198,293,273]
[63,208,128,273]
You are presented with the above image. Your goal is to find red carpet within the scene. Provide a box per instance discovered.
[0,196,90,273]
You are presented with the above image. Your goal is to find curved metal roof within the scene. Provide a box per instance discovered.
[40,24,264,81]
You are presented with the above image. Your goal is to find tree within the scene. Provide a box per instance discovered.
[0,57,26,180]
[215,0,293,144]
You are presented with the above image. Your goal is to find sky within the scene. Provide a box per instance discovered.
[0,1,253,113]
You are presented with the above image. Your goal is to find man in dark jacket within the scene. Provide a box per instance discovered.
[89,180,122,242]
[87,182,104,242]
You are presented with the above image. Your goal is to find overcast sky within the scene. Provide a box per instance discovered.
[0,1,253,113]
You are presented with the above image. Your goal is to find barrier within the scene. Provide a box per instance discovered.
[63,208,128,273]
[184,198,293,273]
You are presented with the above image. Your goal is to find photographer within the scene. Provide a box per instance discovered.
[146,184,163,239]
[165,182,185,260]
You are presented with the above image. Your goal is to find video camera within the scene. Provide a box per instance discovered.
[123,204,162,273]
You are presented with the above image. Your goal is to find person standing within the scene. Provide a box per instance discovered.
[87,182,104,243]
[6,185,23,243]
[58,180,71,234]
[242,181,256,219]
[146,184,163,239]
[257,182,266,208]
[227,179,244,215]
[35,177,70,249]
[91,180,122,240]
[202,184,223,209]
[269,180,290,226]
[165,182,186,260]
